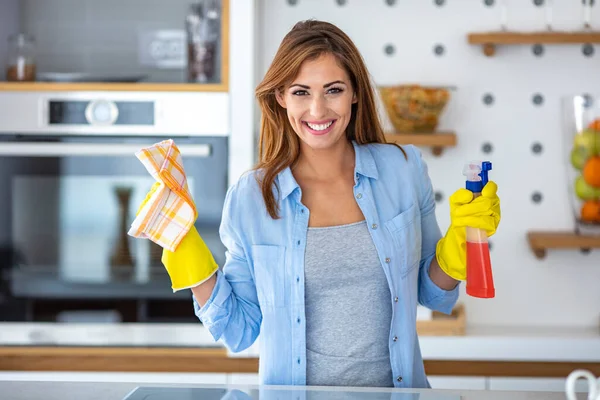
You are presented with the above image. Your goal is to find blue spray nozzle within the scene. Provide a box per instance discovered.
[464,161,492,193]
[480,161,492,187]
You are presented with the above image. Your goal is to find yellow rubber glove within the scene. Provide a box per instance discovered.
[435,181,501,281]
[137,182,218,291]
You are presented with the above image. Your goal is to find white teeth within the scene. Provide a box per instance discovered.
[307,121,333,131]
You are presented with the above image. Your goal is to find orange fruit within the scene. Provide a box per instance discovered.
[582,156,600,188]
[581,200,600,222]
[588,118,600,132]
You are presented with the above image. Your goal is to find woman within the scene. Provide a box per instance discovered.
[144,20,501,388]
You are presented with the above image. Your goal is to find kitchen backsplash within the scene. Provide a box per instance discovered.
[14,0,221,82]
[0,0,19,79]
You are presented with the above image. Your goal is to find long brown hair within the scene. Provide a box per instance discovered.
[254,19,405,219]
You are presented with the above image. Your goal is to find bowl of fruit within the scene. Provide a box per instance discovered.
[379,85,451,133]
[564,95,600,235]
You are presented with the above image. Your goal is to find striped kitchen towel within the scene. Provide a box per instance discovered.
[128,139,197,252]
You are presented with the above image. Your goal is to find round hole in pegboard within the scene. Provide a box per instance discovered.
[531,191,543,204]
[385,0,397,5]
[531,142,543,154]
[532,44,544,56]
[287,0,298,5]
[582,93,594,108]
[533,0,544,6]
[483,0,494,6]
[532,93,544,106]
[434,0,445,5]
[582,43,594,57]
[434,44,445,56]
[482,93,494,106]
[434,191,444,203]
[482,142,494,154]
[335,0,347,5]
[384,44,395,56]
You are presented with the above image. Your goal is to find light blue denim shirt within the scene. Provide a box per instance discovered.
[194,141,460,388]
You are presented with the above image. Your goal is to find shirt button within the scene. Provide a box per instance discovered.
[297,240,301,245]
[394,296,398,302]
[297,317,301,324]
[385,257,391,263]
[296,276,300,283]
[297,358,301,364]
[301,209,305,213]
[397,376,403,382]
[393,336,398,342]
[371,223,378,230]
[356,193,362,199]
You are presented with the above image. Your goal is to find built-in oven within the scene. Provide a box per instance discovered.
[0,91,229,322]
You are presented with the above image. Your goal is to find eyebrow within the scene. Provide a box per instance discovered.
[289,80,346,89]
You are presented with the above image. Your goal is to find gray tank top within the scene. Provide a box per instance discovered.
[304,220,393,387]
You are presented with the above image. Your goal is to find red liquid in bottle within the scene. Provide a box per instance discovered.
[466,241,495,298]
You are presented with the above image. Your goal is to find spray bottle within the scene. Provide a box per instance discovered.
[462,161,495,299]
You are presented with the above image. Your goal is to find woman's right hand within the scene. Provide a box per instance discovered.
[136,182,219,292]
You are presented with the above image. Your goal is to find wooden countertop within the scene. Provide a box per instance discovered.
[1,322,598,377]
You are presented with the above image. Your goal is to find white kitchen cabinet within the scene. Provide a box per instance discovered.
[0,372,228,384]
[227,374,260,385]
[488,377,591,393]
[427,376,487,390]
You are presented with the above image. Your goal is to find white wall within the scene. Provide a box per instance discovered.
[256,0,600,329]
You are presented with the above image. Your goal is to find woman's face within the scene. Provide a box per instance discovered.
[276,53,357,152]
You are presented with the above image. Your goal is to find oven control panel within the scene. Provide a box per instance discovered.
[49,100,155,126]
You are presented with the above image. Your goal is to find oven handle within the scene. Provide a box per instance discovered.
[0,142,211,157]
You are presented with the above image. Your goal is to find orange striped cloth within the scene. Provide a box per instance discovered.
[128,139,197,252]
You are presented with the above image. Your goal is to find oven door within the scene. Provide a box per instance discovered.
[0,134,227,321]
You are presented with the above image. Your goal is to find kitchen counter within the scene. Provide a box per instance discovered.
[0,322,598,361]
[0,381,569,400]
[0,322,598,377]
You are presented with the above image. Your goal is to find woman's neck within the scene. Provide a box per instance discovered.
[293,139,355,182]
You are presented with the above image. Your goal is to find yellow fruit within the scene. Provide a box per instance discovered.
[574,129,600,156]
[575,175,600,200]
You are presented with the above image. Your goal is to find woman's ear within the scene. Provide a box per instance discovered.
[352,91,358,104]
[275,89,287,109]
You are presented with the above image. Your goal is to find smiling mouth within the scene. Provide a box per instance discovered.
[303,120,336,135]
[305,120,334,131]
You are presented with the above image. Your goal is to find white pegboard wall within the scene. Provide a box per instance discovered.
[257,0,600,328]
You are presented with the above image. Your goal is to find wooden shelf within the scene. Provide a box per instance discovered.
[468,31,600,56]
[527,231,600,259]
[384,131,457,156]
[0,82,227,92]
[0,0,229,92]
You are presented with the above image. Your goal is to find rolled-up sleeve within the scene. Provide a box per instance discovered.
[411,146,460,314]
[193,184,262,353]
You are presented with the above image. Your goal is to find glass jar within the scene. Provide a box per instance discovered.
[562,95,600,235]
[185,2,219,83]
[6,33,36,82]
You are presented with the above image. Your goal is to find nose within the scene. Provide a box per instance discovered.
[309,95,327,119]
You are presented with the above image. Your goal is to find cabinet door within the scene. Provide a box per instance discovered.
[428,376,487,390]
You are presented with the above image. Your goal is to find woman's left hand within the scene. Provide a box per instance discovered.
[435,181,501,281]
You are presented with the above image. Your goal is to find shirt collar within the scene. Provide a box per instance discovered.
[277,141,379,201]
